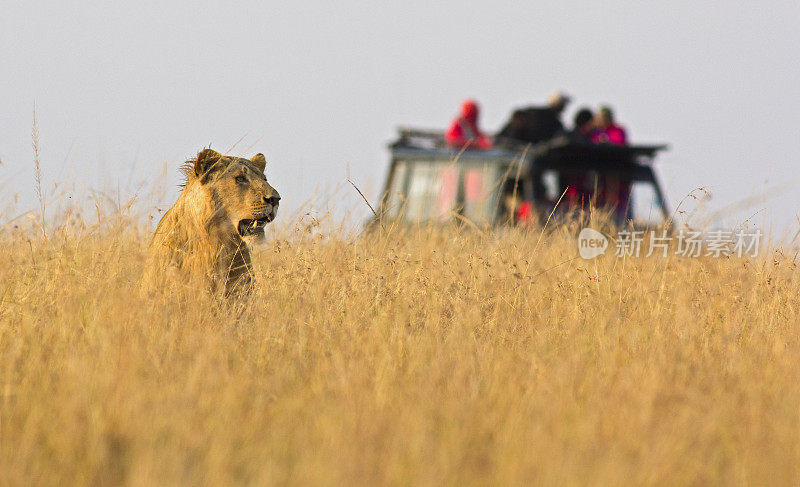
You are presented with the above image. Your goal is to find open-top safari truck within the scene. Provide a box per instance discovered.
[376,128,669,228]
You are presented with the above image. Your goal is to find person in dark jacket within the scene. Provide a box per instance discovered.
[496,92,570,145]
[560,107,595,207]
[497,92,570,202]
[571,108,595,138]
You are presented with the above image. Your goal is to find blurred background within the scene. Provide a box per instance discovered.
[1,1,798,237]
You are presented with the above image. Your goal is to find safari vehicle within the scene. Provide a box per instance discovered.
[376,128,670,228]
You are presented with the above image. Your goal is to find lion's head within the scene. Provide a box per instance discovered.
[187,148,280,240]
[147,148,280,297]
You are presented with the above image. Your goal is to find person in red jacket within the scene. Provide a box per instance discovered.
[445,99,492,149]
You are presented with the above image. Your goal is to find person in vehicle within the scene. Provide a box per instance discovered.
[571,108,595,138]
[560,107,596,209]
[496,92,571,145]
[445,99,492,149]
[590,105,627,146]
[589,105,630,222]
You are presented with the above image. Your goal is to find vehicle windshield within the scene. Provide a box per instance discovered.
[383,159,506,225]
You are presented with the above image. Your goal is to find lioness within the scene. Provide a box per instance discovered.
[149,148,280,296]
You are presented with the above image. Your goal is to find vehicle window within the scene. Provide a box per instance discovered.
[387,159,507,225]
[436,167,458,220]
[405,162,455,222]
[462,164,502,225]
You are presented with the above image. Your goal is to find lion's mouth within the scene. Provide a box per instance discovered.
[237,215,272,236]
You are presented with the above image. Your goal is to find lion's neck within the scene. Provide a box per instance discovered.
[158,182,246,257]
[175,182,219,232]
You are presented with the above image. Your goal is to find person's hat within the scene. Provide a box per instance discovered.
[460,99,479,121]
[548,91,571,108]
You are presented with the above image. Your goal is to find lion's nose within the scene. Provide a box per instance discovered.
[264,195,280,206]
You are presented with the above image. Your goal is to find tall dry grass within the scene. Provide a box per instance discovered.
[1,200,799,486]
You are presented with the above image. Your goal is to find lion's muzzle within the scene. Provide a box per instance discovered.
[237,217,269,237]
[237,195,279,237]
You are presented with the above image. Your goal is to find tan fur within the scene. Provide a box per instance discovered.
[147,149,279,297]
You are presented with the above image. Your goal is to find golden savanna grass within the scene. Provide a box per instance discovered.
[1,205,799,486]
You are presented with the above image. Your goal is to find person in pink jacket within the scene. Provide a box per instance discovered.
[590,106,627,146]
[590,106,630,221]
[445,99,492,149]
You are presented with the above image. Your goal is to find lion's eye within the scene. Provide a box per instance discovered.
[235,175,248,184]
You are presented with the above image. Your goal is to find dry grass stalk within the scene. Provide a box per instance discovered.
[31,105,46,240]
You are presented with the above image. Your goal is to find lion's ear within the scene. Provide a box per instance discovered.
[195,149,223,179]
[250,153,267,173]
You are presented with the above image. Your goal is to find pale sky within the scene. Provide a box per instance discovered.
[2,1,799,237]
